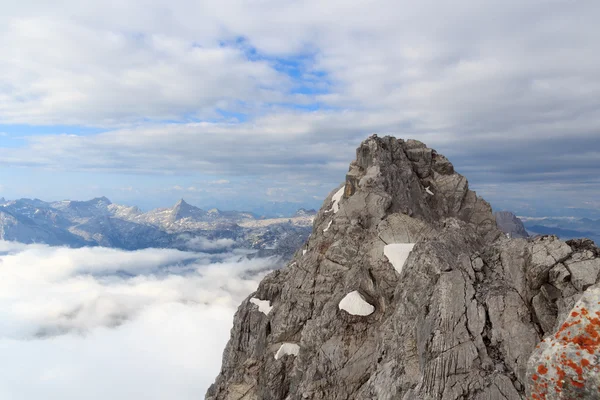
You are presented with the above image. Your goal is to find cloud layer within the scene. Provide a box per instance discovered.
[0,241,278,399]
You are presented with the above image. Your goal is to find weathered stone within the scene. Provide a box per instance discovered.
[548,263,575,295]
[566,238,600,257]
[540,283,561,301]
[431,151,454,175]
[497,238,529,298]
[527,287,600,399]
[566,258,600,291]
[486,290,540,382]
[376,213,434,244]
[405,147,433,178]
[528,236,573,290]
[532,292,557,334]
[206,136,600,400]
[472,256,485,271]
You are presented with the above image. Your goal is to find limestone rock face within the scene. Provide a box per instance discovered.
[494,211,529,239]
[206,135,600,400]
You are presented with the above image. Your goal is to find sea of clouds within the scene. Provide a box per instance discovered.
[0,240,278,399]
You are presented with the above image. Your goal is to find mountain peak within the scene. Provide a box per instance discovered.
[64,196,112,208]
[174,198,188,207]
[91,196,112,205]
[170,198,205,221]
[208,135,600,400]
[494,210,529,238]
[337,135,499,239]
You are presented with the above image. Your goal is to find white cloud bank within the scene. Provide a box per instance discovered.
[185,237,236,251]
[0,241,278,400]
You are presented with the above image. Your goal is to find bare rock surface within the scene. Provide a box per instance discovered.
[494,211,529,239]
[206,135,600,400]
[528,287,600,399]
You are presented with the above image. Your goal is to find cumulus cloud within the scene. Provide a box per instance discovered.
[210,180,230,185]
[0,16,288,126]
[0,241,279,399]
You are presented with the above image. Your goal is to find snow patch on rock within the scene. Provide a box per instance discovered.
[302,249,307,255]
[328,186,345,214]
[323,220,332,232]
[274,343,300,360]
[384,243,416,274]
[250,297,273,315]
[425,186,434,195]
[338,291,375,316]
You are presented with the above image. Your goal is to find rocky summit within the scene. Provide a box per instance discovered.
[206,135,600,400]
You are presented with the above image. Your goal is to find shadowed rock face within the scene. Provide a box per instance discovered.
[495,211,529,239]
[206,135,600,400]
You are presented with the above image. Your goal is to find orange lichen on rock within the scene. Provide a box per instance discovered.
[571,379,585,388]
[581,359,590,368]
[556,366,566,389]
[527,288,600,399]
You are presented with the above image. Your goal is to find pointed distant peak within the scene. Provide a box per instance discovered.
[494,210,529,239]
[92,196,112,205]
[170,198,206,221]
[173,198,199,211]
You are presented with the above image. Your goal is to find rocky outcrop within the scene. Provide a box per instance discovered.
[495,211,529,239]
[206,135,600,400]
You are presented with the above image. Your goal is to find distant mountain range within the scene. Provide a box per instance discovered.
[520,216,600,245]
[0,197,316,259]
[491,210,600,245]
[3,194,597,261]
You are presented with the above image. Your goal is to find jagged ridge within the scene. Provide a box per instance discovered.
[207,135,600,400]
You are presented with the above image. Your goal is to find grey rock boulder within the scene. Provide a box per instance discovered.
[527,286,600,399]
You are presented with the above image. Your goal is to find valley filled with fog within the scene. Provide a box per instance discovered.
[0,241,278,399]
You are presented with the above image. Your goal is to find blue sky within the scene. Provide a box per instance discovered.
[1,0,599,217]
